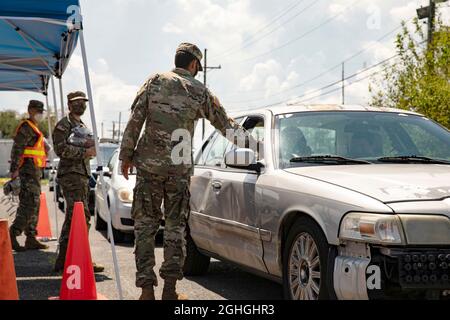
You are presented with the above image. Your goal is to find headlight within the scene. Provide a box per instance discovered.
[339,212,404,244]
[118,189,133,203]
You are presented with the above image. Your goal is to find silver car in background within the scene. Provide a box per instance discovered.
[185,104,450,300]
[94,149,135,242]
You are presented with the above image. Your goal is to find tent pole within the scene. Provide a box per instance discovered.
[51,77,59,122]
[58,78,65,119]
[79,29,124,300]
[45,94,59,240]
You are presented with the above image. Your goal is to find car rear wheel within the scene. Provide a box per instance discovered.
[283,218,331,300]
[183,233,210,276]
[95,209,107,231]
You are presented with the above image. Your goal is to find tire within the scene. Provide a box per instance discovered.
[283,217,332,300]
[111,225,125,243]
[183,233,210,276]
[106,223,125,243]
[95,209,107,231]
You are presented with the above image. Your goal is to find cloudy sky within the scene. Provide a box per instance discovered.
[0,0,449,141]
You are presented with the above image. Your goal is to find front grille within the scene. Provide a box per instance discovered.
[398,250,450,289]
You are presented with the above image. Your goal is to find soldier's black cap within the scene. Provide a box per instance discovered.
[28,100,45,112]
[67,91,89,103]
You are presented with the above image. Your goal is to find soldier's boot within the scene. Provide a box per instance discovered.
[92,262,105,273]
[9,229,26,252]
[162,278,188,300]
[139,286,155,300]
[25,237,49,250]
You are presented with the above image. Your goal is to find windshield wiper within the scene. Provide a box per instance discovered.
[290,155,371,165]
[377,155,450,164]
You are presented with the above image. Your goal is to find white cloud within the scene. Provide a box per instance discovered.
[61,54,138,132]
[163,23,184,34]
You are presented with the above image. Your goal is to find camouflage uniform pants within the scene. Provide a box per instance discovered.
[133,170,190,288]
[10,170,41,237]
[56,173,91,264]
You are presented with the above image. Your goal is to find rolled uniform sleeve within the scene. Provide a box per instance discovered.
[119,82,149,162]
[53,124,85,160]
[10,124,34,173]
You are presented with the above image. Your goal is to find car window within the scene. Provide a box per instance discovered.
[228,116,265,161]
[195,117,245,166]
[276,111,450,168]
[204,133,230,167]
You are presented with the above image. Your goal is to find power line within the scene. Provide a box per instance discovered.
[211,0,306,60]
[254,53,400,109]
[222,20,410,105]
[215,0,320,61]
[226,0,359,65]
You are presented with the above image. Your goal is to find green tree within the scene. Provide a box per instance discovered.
[0,110,20,139]
[369,17,450,128]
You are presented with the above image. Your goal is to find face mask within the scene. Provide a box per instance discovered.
[192,61,199,77]
[71,102,87,116]
[34,114,44,122]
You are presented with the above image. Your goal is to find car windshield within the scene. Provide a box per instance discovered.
[90,145,119,168]
[276,111,450,168]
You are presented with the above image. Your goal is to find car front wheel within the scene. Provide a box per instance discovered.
[283,218,332,300]
[95,208,107,231]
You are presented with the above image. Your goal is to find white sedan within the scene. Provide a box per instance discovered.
[94,149,135,242]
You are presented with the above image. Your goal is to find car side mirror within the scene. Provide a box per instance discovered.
[225,148,261,172]
[103,167,112,178]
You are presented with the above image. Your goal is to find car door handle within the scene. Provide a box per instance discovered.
[211,181,222,190]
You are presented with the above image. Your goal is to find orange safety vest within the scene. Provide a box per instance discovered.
[16,120,47,168]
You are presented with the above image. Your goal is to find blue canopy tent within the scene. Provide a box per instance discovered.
[0,0,79,93]
[0,0,123,299]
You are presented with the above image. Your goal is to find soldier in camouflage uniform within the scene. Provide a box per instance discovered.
[52,91,104,273]
[120,43,253,300]
[9,100,49,252]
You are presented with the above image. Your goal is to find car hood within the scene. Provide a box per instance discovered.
[284,164,450,203]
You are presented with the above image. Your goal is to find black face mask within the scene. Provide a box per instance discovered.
[70,102,87,116]
[192,61,199,78]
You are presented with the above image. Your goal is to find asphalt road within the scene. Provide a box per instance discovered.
[1,186,283,300]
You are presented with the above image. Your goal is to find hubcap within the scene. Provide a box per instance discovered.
[288,232,321,300]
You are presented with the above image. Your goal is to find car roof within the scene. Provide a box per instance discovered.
[229,104,422,118]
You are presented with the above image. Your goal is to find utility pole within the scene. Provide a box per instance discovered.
[112,121,116,141]
[417,0,448,47]
[118,112,122,142]
[341,62,345,105]
[101,122,104,139]
[428,0,436,46]
[202,48,221,140]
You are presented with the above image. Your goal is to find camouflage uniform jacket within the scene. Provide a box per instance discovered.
[53,114,90,178]
[119,68,244,176]
[10,119,42,176]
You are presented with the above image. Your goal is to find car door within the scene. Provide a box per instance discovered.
[190,116,268,273]
[217,115,267,272]
[190,129,233,253]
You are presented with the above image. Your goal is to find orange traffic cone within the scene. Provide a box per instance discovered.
[36,192,54,241]
[0,219,19,300]
[59,202,98,300]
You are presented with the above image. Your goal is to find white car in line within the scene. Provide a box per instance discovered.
[94,149,136,242]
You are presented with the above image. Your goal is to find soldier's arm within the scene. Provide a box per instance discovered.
[53,124,86,159]
[119,83,149,162]
[9,123,34,173]
[200,90,257,149]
